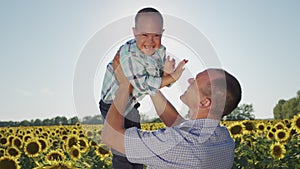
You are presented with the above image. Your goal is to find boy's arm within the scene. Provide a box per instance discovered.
[160,59,187,88]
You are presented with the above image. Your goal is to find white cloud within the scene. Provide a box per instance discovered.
[16,88,33,96]
[40,88,55,96]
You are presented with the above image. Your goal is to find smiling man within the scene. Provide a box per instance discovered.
[102,52,242,169]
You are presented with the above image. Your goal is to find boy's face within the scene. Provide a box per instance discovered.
[133,13,164,56]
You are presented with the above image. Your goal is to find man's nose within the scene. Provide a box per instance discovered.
[188,78,194,84]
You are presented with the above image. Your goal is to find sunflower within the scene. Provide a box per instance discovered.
[78,138,89,153]
[23,134,33,142]
[270,142,286,160]
[61,135,68,141]
[33,161,75,169]
[7,128,15,135]
[0,156,20,169]
[267,131,275,140]
[86,131,94,138]
[50,131,57,137]
[75,122,81,127]
[6,146,21,158]
[0,137,9,147]
[64,135,79,151]
[274,129,289,142]
[242,120,256,134]
[38,138,49,153]
[69,146,81,161]
[283,119,291,129]
[89,140,98,147]
[291,113,300,133]
[51,140,60,148]
[95,144,112,160]
[42,132,49,138]
[71,129,78,135]
[24,139,42,158]
[45,150,65,163]
[35,129,41,135]
[8,136,15,145]
[12,137,23,149]
[228,122,244,138]
[266,125,272,131]
[256,122,266,133]
[0,148,4,158]
[275,122,286,130]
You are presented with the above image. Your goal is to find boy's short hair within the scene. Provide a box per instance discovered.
[135,7,163,27]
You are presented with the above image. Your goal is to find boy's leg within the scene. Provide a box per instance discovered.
[124,102,141,129]
[99,100,143,169]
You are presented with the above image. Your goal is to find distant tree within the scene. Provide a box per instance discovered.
[92,115,103,124]
[0,121,15,127]
[273,90,300,119]
[150,117,162,123]
[69,116,79,125]
[61,116,68,125]
[33,119,42,126]
[81,116,92,124]
[42,118,52,126]
[82,115,103,124]
[19,120,31,126]
[54,116,62,125]
[223,104,255,121]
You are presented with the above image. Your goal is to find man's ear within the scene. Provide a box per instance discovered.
[199,98,211,108]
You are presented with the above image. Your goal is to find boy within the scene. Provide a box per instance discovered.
[99,7,186,169]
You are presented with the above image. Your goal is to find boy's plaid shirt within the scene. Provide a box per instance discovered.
[100,39,166,115]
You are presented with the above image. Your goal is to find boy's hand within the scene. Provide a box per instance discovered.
[163,55,175,76]
[113,51,133,91]
[170,59,188,81]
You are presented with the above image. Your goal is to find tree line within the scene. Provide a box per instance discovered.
[2,90,300,127]
[0,115,104,127]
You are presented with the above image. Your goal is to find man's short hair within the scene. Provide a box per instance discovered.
[203,69,242,117]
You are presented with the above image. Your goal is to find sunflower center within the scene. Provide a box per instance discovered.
[231,125,242,134]
[8,148,19,156]
[277,131,286,139]
[0,158,18,169]
[258,125,265,130]
[48,153,63,161]
[273,146,282,156]
[27,142,40,155]
[296,118,300,128]
[99,146,109,154]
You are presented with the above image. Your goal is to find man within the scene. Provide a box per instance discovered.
[102,55,242,169]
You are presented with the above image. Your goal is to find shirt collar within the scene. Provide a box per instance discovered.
[178,119,220,128]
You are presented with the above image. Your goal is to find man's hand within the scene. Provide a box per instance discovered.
[113,50,133,92]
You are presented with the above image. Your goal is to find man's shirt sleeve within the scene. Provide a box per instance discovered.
[124,127,177,166]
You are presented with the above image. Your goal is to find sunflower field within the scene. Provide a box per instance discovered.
[0,113,300,169]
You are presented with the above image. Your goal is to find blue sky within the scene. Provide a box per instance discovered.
[1,0,299,121]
